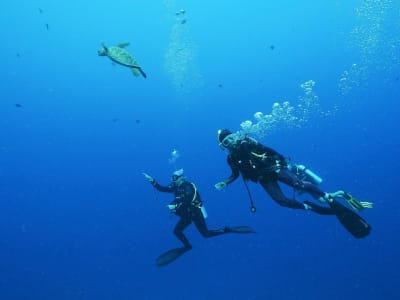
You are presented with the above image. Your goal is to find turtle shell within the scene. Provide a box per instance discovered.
[107,46,138,67]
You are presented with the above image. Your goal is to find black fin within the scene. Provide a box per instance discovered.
[304,200,336,215]
[329,200,372,238]
[226,226,256,234]
[156,247,191,267]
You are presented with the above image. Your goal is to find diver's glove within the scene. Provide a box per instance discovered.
[329,190,373,211]
[303,203,312,210]
[143,172,156,185]
[214,181,227,191]
[167,204,177,211]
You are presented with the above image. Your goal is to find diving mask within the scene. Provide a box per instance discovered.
[171,168,184,182]
[220,133,240,149]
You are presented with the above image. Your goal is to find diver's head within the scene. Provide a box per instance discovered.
[171,169,185,186]
[218,129,240,150]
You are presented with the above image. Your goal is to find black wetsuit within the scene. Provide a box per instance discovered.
[152,180,229,248]
[224,138,334,214]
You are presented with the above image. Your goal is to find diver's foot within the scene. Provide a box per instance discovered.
[319,193,334,203]
[224,226,233,233]
[320,190,346,202]
[224,226,255,234]
[329,190,345,198]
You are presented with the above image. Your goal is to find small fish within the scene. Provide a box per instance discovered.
[15,103,22,108]
[135,119,141,124]
[16,53,21,58]
[45,23,49,30]
[38,8,43,13]
[270,45,275,50]
[181,19,187,24]
[218,83,223,88]
[175,9,186,15]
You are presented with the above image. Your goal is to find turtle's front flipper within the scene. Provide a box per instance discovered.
[117,42,130,48]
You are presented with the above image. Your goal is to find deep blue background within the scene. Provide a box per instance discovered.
[1,1,399,299]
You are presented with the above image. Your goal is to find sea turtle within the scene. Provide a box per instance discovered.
[98,42,147,78]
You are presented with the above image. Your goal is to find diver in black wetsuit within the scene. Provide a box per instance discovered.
[214,129,334,211]
[143,169,254,265]
[214,129,373,238]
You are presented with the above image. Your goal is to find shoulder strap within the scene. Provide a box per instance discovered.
[190,182,198,203]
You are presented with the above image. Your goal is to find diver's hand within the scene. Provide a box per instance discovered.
[167,204,176,211]
[143,172,155,184]
[215,181,227,191]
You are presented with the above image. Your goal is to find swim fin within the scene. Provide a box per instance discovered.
[342,192,373,211]
[156,246,191,267]
[304,200,336,215]
[329,200,372,238]
[225,226,256,234]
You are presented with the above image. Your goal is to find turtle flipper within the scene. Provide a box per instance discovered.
[130,66,147,78]
[130,67,141,77]
[117,42,130,48]
[137,67,147,78]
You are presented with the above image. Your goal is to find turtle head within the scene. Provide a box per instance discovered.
[97,44,108,56]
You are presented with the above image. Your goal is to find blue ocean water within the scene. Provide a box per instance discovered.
[1,1,399,299]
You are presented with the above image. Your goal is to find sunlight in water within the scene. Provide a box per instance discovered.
[163,0,203,94]
[339,0,400,94]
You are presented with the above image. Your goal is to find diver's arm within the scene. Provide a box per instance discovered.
[215,157,240,190]
[224,155,240,184]
[143,173,174,193]
[152,181,175,193]
[225,169,240,185]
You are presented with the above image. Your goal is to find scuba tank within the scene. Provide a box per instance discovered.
[190,182,208,218]
[291,164,323,185]
[200,205,208,218]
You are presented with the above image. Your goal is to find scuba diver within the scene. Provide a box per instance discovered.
[143,169,255,266]
[214,129,373,238]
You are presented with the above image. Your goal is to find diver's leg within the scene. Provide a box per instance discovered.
[303,201,337,215]
[173,216,193,249]
[260,178,306,209]
[192,208,227,238]
[277,168,326,199]
[277,168,337,214]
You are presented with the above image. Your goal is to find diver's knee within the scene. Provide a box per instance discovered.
[173,228,182,236]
